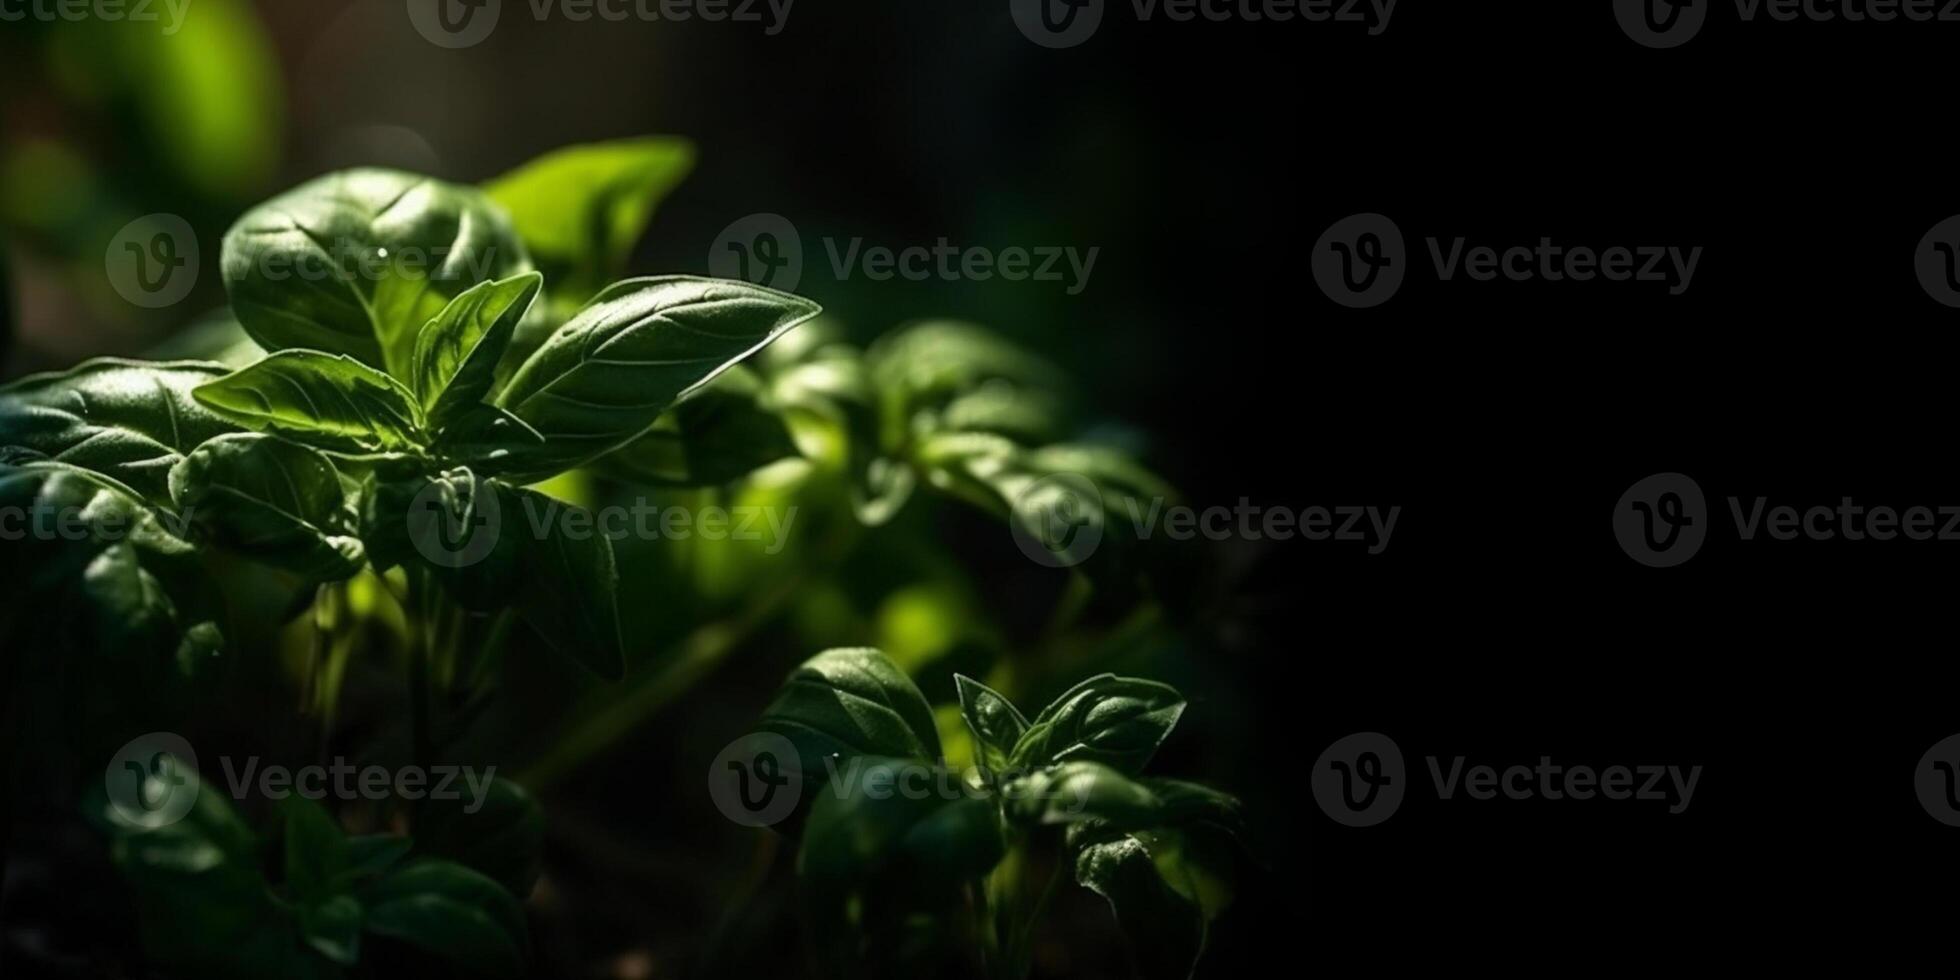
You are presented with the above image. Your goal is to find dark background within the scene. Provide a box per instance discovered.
[7,0,1959,973]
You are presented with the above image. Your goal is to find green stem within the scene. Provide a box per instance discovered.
[407,569,434,773]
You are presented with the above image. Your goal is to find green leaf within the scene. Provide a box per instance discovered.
[1074,836,1208,980]
[953,674,1027,779]
[427,405,545,472]
[221,169,532,377]
[343,835,415,883]
[169,433,365,580]
[495,276,821,482]
[768,350,912,525]
[867,320,1071,447]
[411,272,543,431]
[390,474,622,678]
[0,358,240,504]
[595,364,797,486]
[194,350,425,452]
[756,647,942,785]
[1004,761,1163,829]
[0,462,222,675]
[1011,674,1186,775]
[283,796,352,904]
[415,777,545,899]
[484,137,694,305]
[799,760,1001,889]
[298,893,363,966]
[363,858,528,979]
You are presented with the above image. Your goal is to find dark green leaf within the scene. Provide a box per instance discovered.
[953,674,1027,778]
[867,320,1071,446]
[298,894,362,966]
[506,487,624,680]
[495,276,820,482]
[194,350,425,452]
[1004,761,1163,829]
[363,858,528,979]
[1011,674,1185,775]
[756,647,942,784]
[411,272,543,431]
[283,795,351,904]
[596,364,796,486]
[221,169,532,377]
[415,777,545,899]
[427,405,545,472]
[168,433,364,580]
[769,351,912,525]
[0,358,240,504]
[1074,836,1207,980]
[344,835,415,883]
[484,137,694,305]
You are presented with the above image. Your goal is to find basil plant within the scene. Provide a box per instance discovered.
[752,648,1242,980]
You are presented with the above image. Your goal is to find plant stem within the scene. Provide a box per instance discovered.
[407,569,434,773]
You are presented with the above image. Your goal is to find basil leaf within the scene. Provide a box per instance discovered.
[0,358,240,505]
[411,272,543,431]
[1074,836,1207,980]
[169,433,365,580]
[769,351,912,525]
[282,796,352,905]
[496,276,821,482]
[343,835,415,884]
[298,894,362,966]
[221,169,532,378]
[415,776,545,899]
[94,756,296,976]
[383,474,621,678]
[595,365,796,486]
[194,350,425,452]
[756,647,943,785]
[427,404,545,472]
[0,462,222,676]
[799,760,1002,890]
[1005,761,1163,829]
[866,320,1071,446]
[1011,674,1186,775]
[484,137,694,305]
[953,674,1027,779]
[362,858,528,979]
